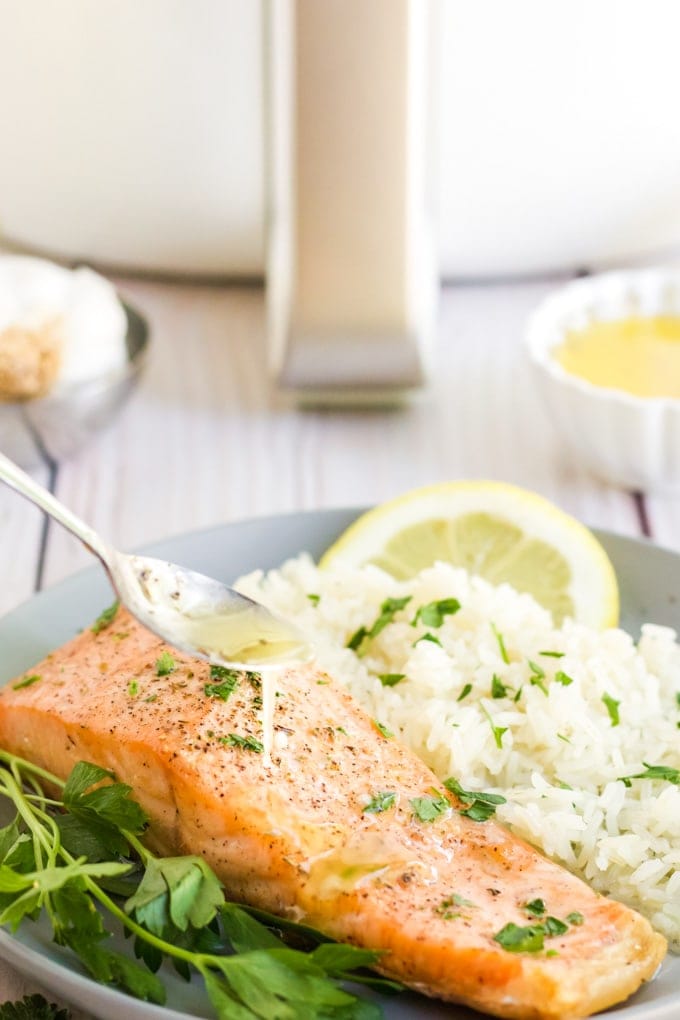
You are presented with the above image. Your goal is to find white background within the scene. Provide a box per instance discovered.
[1,0,680,276]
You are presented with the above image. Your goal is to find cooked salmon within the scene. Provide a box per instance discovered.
[0,606,666,1019]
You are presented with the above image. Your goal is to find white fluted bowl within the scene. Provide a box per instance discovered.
[526,268,680,492]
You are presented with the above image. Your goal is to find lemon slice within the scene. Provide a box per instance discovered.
[320,481,619,627]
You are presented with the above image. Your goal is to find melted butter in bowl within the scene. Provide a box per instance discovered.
[526,268,680,491]
[555,316,680,399]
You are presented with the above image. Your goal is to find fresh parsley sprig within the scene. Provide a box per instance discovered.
[0,995,70,1019]
[0,751,389,1019]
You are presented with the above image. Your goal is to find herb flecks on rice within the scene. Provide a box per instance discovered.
[235,554,680,950]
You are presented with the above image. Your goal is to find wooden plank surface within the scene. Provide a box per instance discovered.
[0,464,49,619]
[1,274,671,617]
[35,276,646,607]
[643,496,680,553]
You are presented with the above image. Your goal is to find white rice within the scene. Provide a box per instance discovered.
[236,555,680,949]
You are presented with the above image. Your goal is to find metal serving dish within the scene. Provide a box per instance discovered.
[0,301,148,469]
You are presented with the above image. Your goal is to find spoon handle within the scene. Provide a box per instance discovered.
[0,451,112,565]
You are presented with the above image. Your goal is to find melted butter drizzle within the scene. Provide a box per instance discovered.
[260,669,278,765]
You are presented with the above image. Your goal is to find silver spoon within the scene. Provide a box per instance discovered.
[0,451,309,670]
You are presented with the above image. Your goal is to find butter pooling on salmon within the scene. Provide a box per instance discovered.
[0,606,666,1020]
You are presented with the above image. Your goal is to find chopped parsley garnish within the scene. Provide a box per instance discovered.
[539,650,564,658]
[154,651,176,676]
[373,719,394,739]
[91,600,119,635]
[494,922,545,953]
[491,623,510,663]
[495,910,581,954]
[218,733,264,753]
[211,665,242,683]
[413,632,442,648]
[362,791,397,814]
[306,593,321,606]
[379,673,406,687]
[12,674,41,690]
[204,679,238,700]
[410,598,460,628]
[481,705,507,749]
[543,916,569,937]
[347,596,412,654]
[491,674,509,699]
[457,683,473,702]
[410,789,450,823]
[204,665,240,701]
[381,594,414,619]
[127,679,139,697]
[436,893,476,919]
[444,778,506,822]
[620,762,680,787]
[602,692,620,726]
[528,660,548,695]
[554,670,573,686]
[676,692,680,708]
[347,627,368,651]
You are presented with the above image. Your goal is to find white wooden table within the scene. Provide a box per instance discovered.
[1,273,679,1016]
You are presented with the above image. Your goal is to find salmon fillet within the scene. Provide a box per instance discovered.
[0,607,666,1019]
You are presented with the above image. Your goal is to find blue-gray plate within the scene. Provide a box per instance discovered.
[0,509,677,1019]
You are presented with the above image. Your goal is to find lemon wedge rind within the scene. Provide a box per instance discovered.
[320,481,619,629]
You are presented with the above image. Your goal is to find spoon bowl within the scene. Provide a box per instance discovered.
[0,451,309,670]
[112,551,309,668]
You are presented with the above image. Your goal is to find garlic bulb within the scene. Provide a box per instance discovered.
[0,257,127,402]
